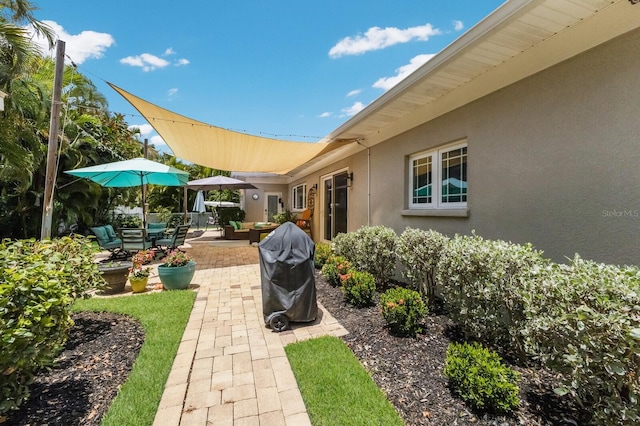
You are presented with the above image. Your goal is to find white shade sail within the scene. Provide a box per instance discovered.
[109,83,344,174]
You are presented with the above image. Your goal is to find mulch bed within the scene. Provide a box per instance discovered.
[3,312,144,426]
[314,271,589,426]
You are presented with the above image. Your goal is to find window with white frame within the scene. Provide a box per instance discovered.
[292,183,307,211]
[409,142,467,209]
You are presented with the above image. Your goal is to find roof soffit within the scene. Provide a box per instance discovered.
[327,0,637,147]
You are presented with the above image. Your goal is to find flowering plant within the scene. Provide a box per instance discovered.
[161,249,192,267]
[129,250,154,279]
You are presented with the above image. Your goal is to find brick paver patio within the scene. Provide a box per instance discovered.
[148,233,348,426]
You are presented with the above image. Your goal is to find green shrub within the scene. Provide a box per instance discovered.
[273,210,295,224]
[321,255,351,287]
[523,256,640,425]
[334,226,397,288]
[332,232,359,265]
[341,270,376,307]
[217,207,246,226]
[113,213,141,229]
[0,236,103,414]
[443,342,521,413]
[380,287,427,336]
[396,228,449,303]
[314,242,333,269]
[437,233,548,361]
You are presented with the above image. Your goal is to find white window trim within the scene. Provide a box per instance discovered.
[291,183,307,212]
[408,141,467,210]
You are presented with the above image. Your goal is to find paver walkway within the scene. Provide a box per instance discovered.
[149,234,348,425]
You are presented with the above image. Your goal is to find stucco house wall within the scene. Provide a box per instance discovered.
[298,27,640,265]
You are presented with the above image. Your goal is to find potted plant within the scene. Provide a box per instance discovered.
[157,249,196,290]
[129,250,155,293]
[98,261,132,294]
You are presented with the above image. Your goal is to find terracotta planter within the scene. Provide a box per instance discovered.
[98,262,132,294]
[157,261,196,290]
[129,276,149,293]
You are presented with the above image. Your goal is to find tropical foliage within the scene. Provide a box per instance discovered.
[0,1,232,239]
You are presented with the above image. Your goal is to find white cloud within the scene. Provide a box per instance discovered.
[128,123,154,136]
[347,89,362,97]
[175,58,190,66]
[168,88,178,97]
[341,102,365,117]
[329,23,440,58]
[164,47,175,56]
[453,20,464,31]
[372,53,436,91]
[120,53,170,71]
[26,20,114,65]
[149,135,166,146]
[318,112,332,118]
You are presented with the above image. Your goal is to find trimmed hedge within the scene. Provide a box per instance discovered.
[396,227,449,304]
[0,236,103,414]
[333,226,397,288]
[523,256,640,424]
[436,233,548,362]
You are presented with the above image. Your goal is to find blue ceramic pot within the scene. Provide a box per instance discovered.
[158,261,196,290]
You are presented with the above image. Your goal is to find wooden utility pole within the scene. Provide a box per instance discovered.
[41,40,65,240]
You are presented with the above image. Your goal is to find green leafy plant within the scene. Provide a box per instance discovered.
[0,236,103,414]
[129,250,154,279]
[341,270,376,307]
[443,342,521,413]
[436,233,548,362]
[333,226,397,288]
[321,255,351,287]
[273,209,295,224]
[161,249,193,267]
[314,242,333,269]
[523,256,640,424]
[217,207,246,226]
[396,228,449,304]
[380,287,427,336]
[113,214,142,229]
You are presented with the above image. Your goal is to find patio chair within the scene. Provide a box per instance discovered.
[120,228,153,255]
[91,225,125,259]
[155,224,190,254]
[146,222,167,240]
[204,214,218,231]
[296,208,313,239]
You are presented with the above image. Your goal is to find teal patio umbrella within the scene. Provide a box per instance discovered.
[65,158,189,227]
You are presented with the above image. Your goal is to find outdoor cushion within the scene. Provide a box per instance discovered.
[229,221,239,230]
[91,226,109,244]
[104,224,118,241]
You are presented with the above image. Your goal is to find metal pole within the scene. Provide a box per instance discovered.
[41,40,65,240]
[142,139,148,228]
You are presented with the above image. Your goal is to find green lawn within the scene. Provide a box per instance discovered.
[285,336,405,426]
[73,290,195,426]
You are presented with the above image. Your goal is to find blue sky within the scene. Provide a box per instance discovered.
[30,1,505,153]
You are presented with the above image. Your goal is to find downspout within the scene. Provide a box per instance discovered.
[356,139,371,226]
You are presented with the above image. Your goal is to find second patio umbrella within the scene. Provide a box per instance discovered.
[65,157,189,228]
